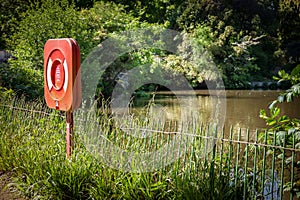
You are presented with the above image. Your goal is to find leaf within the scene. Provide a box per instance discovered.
[286,92,293,102]
[291,64,300,77]
[278,70,286,78]
[259,109,268,119]
[288,128,295,135]
[277,95,284,103]
[292,84,300,94]
[278,115,290,124]
[271,107,280,118]
[273,76,280,81]
[269,100,278,109]
[267,118,276,126]
[284,184,292,192]
[295,132,300,141]
[276,131,286,142]
[277,153,283,159]
[296,192,300,198]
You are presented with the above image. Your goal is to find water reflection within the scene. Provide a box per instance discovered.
[132,90,300,138]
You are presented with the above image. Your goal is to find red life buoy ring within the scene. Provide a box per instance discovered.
[46,49,68,100]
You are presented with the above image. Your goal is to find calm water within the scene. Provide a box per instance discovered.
[132,90,300,137]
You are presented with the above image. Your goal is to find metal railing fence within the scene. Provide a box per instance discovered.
[1,103,299,200]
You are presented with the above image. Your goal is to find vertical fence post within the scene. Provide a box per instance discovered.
[252,130,258,198]
[261,130,268,198]
[271,131,277,200]
[202,124,210,181]
[66,111,74,159]
[227,126,233,179]
[243,129,250,199]
[290,133,295,200]
[189,134,196,181]
[280,132,286,198]
[219,126,225,178]
[209,124,218,197]
[234,128,241,199]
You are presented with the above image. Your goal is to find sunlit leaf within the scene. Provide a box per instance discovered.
[291,64,300,77]
[277,95,284,103]
[269,100,278,109]
[271,107,280,118]
[267,119,276,126]
[276,131,286,141]
[277,153,283,159]
[292,84,300,94]
[278,115,290,123]
[259,109,268,119]
[286,92,293,102]
[295,132,300,141]
[285,182,292,188]
[278,70,286,78]
[288,128,295,135]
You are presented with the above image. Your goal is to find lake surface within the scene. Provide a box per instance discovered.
[132,90,300,138]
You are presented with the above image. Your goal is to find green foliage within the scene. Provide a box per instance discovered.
[163,31,222,87]
[175,0,297,88]
[101,0,182,26]
[189,23,261,88]
[0,0,33,49]
[4,0,87,98]
[260,66,300,196]
[0,86,15,99]
[3,0,140,99]
[88,26,168,98]
[278,0,300,65]
[2,0,300,97]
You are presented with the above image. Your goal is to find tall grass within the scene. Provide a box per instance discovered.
[0,97,245,199]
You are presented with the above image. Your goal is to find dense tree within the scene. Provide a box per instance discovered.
[0,0,33,49]
[1,0,300,97]
[2,0,139,98]
[98,0,184,28]
[277,0,300,68]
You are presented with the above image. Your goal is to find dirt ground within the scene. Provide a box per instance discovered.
[0,171,25,200]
